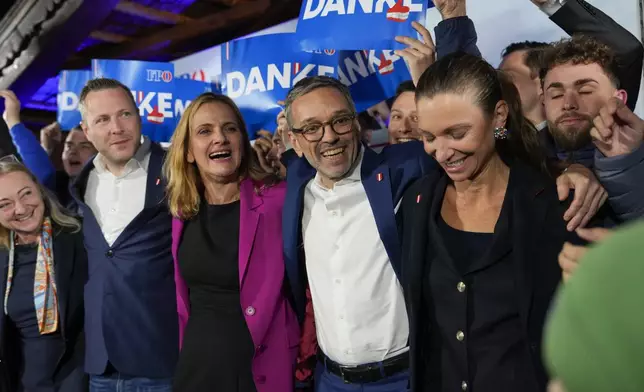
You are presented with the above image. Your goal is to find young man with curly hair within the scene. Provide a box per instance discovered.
[540,35,644,222]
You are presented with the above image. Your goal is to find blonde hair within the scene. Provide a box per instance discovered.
[164,93,278,219]
[0,161,81,249]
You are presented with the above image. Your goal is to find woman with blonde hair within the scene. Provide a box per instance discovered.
[164,93,299,392]
[0,157,87,392]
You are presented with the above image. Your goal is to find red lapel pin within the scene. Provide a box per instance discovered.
[155,178,161,186]
[377,173,383,182]
[416,194,422,204]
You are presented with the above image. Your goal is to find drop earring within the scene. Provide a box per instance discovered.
[494,127,508,140]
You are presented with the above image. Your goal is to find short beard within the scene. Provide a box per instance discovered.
[547,119,593,151]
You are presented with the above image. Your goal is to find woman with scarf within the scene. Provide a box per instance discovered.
[0,157,87,392]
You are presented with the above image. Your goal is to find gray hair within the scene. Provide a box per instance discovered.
[78,78,139,122]
[284,76,357,128]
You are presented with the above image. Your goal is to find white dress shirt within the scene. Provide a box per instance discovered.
[302,150,409,366]
[85,137,151,246]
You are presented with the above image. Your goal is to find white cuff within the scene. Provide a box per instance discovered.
[539,0,567,16]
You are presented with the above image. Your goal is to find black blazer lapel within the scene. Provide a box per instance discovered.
[404,175,437,304]
[510,165,551,330]
[52,230,75,332]
[361,147,403,278]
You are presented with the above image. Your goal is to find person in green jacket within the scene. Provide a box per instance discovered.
[544,220,644,392]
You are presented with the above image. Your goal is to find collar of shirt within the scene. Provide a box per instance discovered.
[536,121,548,131]
[93,136,151,177]
[313,145,364,190]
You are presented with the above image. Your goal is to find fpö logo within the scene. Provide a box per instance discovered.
[146,69,173,83]
[303,49,337,56]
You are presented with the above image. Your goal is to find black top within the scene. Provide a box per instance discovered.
[401,163,581,392]
[6,244,65,391]
[174,201,257,392]
[422,210,537,392]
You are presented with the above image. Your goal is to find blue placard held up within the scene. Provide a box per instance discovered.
[296,0,427,51]
[338,50,412,112]
[92,59,176,143]
[174,79,219,120]
[57,70,91,130]
[222,33,338,139]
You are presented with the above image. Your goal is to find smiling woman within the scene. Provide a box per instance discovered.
[163,93,299,392]
[400,52,583,392]
[0,158,87,392]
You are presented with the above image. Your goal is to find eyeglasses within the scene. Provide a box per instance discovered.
[291,114,356,142]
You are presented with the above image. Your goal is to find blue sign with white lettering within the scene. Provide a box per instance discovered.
[174,78,220,120]
[57,70,91,130]
[296,0,427,51]
[338,49,411,112]
[222,33,338,139]
[92,59,176,143]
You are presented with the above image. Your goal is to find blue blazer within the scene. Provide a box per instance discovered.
[282,142,436,322]
[70,142,178,378]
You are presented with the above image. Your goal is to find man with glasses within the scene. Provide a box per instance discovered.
[282,76,435,391]
[282,76,611,392]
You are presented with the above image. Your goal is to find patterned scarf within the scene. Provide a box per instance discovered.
[3,217,58,334]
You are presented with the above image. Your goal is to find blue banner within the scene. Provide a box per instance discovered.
[174,78,220,119]
[296,0,427,51]
[92,59,176,143]
[222,33,338,139]
[57,70,91,130]
[338,49,411,112]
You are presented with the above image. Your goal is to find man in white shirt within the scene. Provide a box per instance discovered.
[282,75,435,391]
[281,74,610,392]
[71,78,177,391]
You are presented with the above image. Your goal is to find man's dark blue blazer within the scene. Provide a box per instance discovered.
[70,142,178,378]
[283,142,436,322]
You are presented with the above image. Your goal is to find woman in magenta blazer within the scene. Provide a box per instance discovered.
[163,92,299,392]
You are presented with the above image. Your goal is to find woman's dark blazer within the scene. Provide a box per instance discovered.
[0,224,88,392]
[399,162,582,392]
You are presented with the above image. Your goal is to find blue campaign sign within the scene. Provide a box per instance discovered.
[222,33,338,139]
[296,0,427,51]
[174,78,219,119]
[91,59,176,143]
[338,49,411,112]
[57,70,91,130]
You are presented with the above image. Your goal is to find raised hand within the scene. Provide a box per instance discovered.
[433,0,467,19]
[0,90,22,129]
[394,21,436,86]
[40,122,63,155]
[590,97,644,158]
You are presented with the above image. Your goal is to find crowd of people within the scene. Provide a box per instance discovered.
[0,0,642,391]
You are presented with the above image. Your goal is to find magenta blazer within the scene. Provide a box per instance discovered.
[171,179,300,392]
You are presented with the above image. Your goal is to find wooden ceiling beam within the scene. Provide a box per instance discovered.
[114,1,194,24]
[90,30,130,43]
[67,0,270,65]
